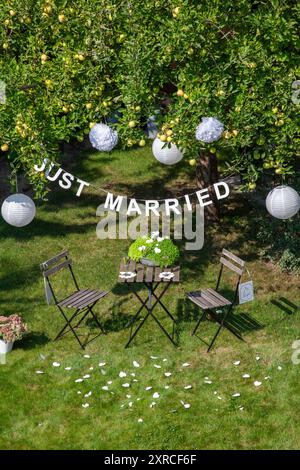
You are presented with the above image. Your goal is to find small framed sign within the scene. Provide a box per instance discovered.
[239,280,254,304]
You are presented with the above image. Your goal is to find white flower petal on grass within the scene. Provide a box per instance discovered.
[77,391,82,395]
[83,374,90,379]
[217,396,223,400]
[84,392,92,398]
[119,371,127,378]
[204,380,212,385]
[131,373,136,377]
[153,392,160,399]
[40,354,46,360]
[242,374,251,379]
[183,403,191,409]
[138,418,143,423]
[165,385,170,390]
[150,402,156,408]
[153,364,161,369]
[184,385,192,390]
[99,362,106,367]
[232,393,240,398]
[150,356,158,360]
[182,363,190,367]
[107,381,113,385]
[133,361,140,368]
[52,362,60,367]
[128,402,133,408]
[36,370,44,374]
[133,379,138,382]
[239,406,244,411]
[278,366,282,371]
[89,367,94,371]
[122,383,130,388]
[126,394,131,399]
[256,356,260,361]
[163,358,167,362]
[264,376,271,380]
[100,369,106,375]
[145,386,152,391]
[233,361,240,366]
[64,367,72,371]
[75,379,83,383]
[164,372,172,377]
[82,403,90,408]
[84,354,91,359]
[102,386,109,391]
[254,381,262,387]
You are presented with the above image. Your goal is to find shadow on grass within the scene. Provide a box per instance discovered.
[14,332,50,350]
[271,297,299,316]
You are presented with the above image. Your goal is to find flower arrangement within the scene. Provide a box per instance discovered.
[0,315,27,344]
[128,232,180,268]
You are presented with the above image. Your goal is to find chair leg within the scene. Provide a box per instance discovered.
[192,310,206,336]
[87,305,106,334]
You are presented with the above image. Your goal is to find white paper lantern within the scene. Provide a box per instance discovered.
[195,117,224,143]
[266,186,300,220]
[1,193,36,227]
[152,138,184,165]
[89,123,118,152]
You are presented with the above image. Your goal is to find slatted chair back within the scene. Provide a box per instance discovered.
[40,250,79,304]
[216,249,245,303]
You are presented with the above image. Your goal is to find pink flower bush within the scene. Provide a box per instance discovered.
[0,315,27,343]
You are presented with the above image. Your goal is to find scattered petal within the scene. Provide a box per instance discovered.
[233,361,240,366]
[75,379,83,383]
[164,372,172,377]
[278,366,282,371]
[264,376,271,380]
[84,355,90,359]
[100,369,106,375]
[153,364,161,369]
[40,354,46,360]
[232,393,240,398]
[183,403,191,409]
[256,356,260,361]
[102,386,109,391]
[84,392,92,398]
[89,367,94,371]
[133,361,140,368]
[107,381,113,385]
[82,403,89,408]
[128,402,133,408]
[52,362,60,367]
[217,396,223,400]
[184,385,192,390]
[122,383,130,388]
[133,379,138,382]
[150,356,158,360]
[77,391,82,395]
[83,375,90,379]
[163,359,168,362]
[204,380,212,385]
[239,406,244,411]
[242,374,251,379]
[150,402,156,408]
[99,362,106,367]
[138,418,143,423]
[36,370,44,374]
[164,385,170,390]
[254,381,262,387]
[119,371,127,378]
[64,367,72,371]
[126,394,131,399]
[131,373,136,377]
[145,386,152,391]
[182,363,191,367]
[153,392,160,399]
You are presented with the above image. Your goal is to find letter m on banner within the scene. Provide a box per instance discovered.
[104,193,124,212]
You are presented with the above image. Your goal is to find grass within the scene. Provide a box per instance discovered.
[0,144,300,450]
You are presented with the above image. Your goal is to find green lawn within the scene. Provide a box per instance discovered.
[0,145,299,450]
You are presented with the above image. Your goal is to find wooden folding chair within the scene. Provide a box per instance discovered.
[40,250,108,349]
[186,248,245,352]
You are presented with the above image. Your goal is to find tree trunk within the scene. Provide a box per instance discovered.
[196,151,220,222]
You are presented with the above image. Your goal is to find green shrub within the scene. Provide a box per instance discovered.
[0,1,299,197]
[128,234,180,268]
